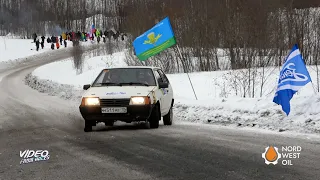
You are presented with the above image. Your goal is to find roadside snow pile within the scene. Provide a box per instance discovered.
[25,51,128,101]
[32,51,127,87]
[25,73,83,100]
[174,96,320,134]
[26,50,320,134]
[167,68,320,133]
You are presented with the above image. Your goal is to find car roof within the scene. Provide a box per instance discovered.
[103,66,161,70]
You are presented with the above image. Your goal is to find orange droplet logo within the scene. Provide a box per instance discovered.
[265,146,278,162]
[262,146,281,165]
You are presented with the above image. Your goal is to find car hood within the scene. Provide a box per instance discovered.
[83,86,157,99]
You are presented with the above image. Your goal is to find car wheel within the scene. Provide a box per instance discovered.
[163,106,173,125]
[84,121,93,132]
[149,105,160,129]
[105,121,114,126]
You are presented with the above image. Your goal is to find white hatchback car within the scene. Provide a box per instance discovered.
[79,66,174,132]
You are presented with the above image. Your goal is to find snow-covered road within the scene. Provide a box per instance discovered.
[0,49,320,180]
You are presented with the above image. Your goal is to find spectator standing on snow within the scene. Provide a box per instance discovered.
[121,33,127,41]
[113,31,119,40]
[62,32,67,40]
[97,36,101,43]
[83,32,87,41]
[84,32,88,41]
[96,29,101,38]
[76,31,81,41]
[56,38,60,49]
[40,36,45,49]
[64,39,67,47]
[32,33,37,43]
[81,32,85,41]
[51,35,56,44]
[69,32,72,41]
[60,36,63,45]
[96,29,101,43]
[40,40,44,49]
[35,37,40,51]
[91,33,95,41]
[72,32,75,41]
[41,36,45,43]
[47,37,51,43]
[86,32,90,40]
[51,43,55,50]
[102,35,106,43]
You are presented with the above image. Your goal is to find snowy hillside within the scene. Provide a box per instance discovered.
[25,51,320,134]
[0,36,53,63]
[0,35,121,72]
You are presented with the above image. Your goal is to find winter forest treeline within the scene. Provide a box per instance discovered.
[1,0,320,74]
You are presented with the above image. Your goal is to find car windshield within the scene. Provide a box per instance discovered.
[92,68,157,87]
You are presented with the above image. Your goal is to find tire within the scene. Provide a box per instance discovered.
[149,105,160,129]
[105,121,114,126]
[84,121,93,132]
[163,106,173,125]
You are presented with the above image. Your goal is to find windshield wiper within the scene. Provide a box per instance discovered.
[97,82,122,86]
[119,82,150,86]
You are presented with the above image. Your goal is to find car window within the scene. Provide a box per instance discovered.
[92,68,157,86]
[153,70,162,83]
[93,70,106,84]
[157,69,169,84]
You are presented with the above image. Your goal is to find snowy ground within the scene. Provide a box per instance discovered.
[0,35,114,70]
[24,50,320,135]
[0,36,53,62]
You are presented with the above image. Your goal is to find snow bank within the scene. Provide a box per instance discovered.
[174,96,320,134]
[25,51,128,101]
[32,51,127,88]
[26,51,320,134]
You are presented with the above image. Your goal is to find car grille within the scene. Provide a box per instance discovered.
[100,99,130,106]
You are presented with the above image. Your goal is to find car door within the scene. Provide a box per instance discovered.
[153,70,166,115]
[157,69,172,115]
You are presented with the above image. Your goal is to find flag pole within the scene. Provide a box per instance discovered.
[176,44,198,100]
[311,81,318,95]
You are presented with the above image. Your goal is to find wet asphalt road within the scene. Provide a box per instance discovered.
[0,48,320,180]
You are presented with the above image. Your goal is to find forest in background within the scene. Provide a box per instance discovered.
[1,0,320,73]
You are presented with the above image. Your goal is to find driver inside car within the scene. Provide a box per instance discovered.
[102,71,120,84]
[136,71,153,85]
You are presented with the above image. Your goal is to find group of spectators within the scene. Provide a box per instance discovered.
[31,28,127,51]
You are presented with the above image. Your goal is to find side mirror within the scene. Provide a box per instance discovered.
[158,82,168,89]
[83,84,91,90]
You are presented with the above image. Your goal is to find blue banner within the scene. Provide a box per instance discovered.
[273,44,312,115]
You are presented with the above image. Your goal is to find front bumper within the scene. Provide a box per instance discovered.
[79,104,154,122]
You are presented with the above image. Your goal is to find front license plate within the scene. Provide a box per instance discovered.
[101,107,127,113]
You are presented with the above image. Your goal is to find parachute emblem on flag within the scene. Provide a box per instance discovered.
[143,32,162,46]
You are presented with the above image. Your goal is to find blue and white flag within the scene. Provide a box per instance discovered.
[273,44,311,115]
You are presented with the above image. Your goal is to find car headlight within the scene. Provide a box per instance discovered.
[130,96,150,105]
[81,97,100,106]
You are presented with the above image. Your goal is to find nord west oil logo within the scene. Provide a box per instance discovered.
[262,146,301,165]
